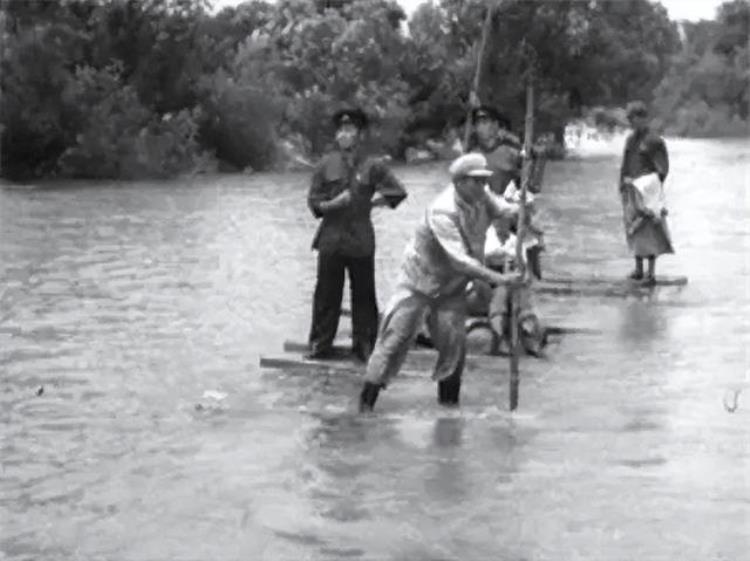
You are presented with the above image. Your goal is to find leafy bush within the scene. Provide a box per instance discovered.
[0,20,80,178]
[197,59,281,172]
[666,99,748,137]
[1,0,747,180]
[58,64,208,179]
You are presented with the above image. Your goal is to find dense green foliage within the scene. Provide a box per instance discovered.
[653,0,749,136]
[1,0,746,180]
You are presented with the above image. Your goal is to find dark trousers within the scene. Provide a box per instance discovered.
[308,251,379,356]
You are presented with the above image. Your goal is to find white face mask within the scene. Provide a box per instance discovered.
[335,126,359,150]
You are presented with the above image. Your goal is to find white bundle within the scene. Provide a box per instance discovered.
[503,180,536,205]
[484,228,526,270]
[632,172,666,216]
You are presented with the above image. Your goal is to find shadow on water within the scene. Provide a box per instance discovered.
[617,299,670,349]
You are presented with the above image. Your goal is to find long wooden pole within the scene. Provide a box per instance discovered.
[462,2,495,149]
[509,57,535,412]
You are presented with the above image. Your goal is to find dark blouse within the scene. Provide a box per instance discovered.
[620,130,669,183]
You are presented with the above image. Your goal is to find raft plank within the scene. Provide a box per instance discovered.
[278,324,597,359]
[533,281,687,298]
[260,345,505,372]
[280,342,352,357]
[257,355,453,380]
[280,341,454,355]
[259,355,363,371]
[337,275,688,314]
[542,274,688,287]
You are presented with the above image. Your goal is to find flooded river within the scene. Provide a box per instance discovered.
[1,138,748,560]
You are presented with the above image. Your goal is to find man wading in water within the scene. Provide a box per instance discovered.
[306,108,407,362]
[358,153,524,412]
[619,101,674,284]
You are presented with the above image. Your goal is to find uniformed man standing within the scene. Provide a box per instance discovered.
[307,108,407,361]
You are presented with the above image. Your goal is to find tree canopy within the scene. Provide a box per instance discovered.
[1,0,746,180]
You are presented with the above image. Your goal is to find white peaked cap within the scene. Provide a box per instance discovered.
[449,153,494,179]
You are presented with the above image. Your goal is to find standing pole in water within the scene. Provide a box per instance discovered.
[510,46,535,411]
[462,2,495,149]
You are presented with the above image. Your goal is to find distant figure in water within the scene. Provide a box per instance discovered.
[619,101,674,284]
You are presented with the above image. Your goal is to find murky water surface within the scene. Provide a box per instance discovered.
[1,139,748,560]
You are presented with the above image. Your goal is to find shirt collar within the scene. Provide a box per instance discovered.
[338,147,364,167]
[477,136,501,153]
[452,183,483,213]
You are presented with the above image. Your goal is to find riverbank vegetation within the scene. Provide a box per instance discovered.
[1,0,747,180]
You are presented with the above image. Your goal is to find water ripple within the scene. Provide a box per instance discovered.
[1,141,749,560]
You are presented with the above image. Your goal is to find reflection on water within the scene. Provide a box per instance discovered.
[1,139,749,560]
[617,300,669,349]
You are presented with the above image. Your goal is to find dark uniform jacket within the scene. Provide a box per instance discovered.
[307,151,407,257]
[468,135,541,196]
[620,129,669,183]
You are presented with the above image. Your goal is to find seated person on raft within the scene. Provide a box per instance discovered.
[466,212,547,357]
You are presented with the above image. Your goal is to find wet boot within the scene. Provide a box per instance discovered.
[437,373,461,406]
[358,382,381,413]
[520,314,547,358]
[304,347,335,360]
[628,257,644,280]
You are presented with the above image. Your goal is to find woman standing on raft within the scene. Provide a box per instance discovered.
[619,101,674,284]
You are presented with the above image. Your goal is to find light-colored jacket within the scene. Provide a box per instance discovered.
[398,184,517,299]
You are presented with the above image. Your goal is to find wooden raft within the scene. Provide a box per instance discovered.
[537,274,688,297]
[259,342,505,375]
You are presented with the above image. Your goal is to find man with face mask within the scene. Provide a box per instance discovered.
[619,101,673,284]
[358,153,523,412]
[307,108,407,362]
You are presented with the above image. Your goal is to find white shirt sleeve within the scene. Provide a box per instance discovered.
[484,187,519,218]
[503,180,535,204]
[427,210,498,284]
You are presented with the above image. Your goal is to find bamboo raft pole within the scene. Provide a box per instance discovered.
[462,2,495,149]
[509,48,536,412]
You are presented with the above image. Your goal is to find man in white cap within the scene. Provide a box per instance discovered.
[358,153,523,412]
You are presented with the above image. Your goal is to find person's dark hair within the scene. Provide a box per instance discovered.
[626,101,648,119]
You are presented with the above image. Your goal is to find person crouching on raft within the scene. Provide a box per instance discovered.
[468,212,547,357]
[468,105,546,279]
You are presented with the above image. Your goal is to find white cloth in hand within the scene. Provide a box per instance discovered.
[632,172,666,216]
